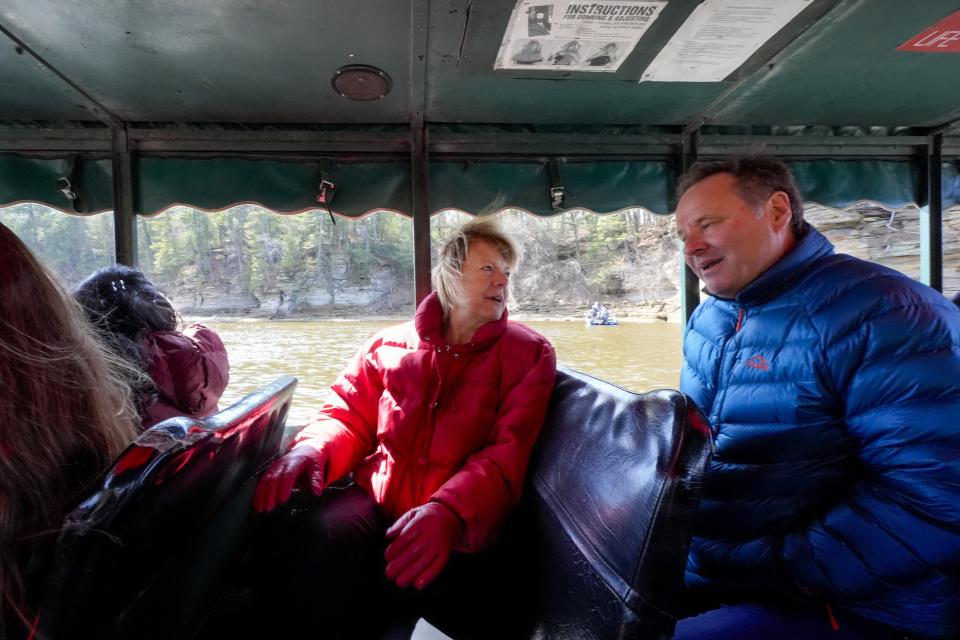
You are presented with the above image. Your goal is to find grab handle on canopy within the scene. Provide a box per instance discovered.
[547,158,566,211]
[56,155,87,214]
[316,159,337,225]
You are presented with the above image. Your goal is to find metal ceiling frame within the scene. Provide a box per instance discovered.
[1,126,955,158]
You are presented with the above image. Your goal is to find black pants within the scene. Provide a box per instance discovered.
[253,483,511,640]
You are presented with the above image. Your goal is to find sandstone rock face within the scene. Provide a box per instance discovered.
[808,204,960,297]
[162,204,960,320]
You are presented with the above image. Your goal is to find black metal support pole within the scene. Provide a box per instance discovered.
[680,129,701,324]
[411,124,432,305]
[410,0,431,307]
[111,124,137,266]
[922,133,943,292]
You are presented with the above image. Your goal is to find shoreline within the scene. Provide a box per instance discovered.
[182,312,683,324]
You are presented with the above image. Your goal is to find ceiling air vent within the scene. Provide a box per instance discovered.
[330,65,392,101]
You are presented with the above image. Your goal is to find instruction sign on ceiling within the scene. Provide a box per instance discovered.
[494,0,667,73]
[897,10,960,53]
[640,0,812,82]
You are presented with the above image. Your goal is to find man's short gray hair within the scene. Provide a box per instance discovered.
[432,217,520,317]
[677,155,809,237]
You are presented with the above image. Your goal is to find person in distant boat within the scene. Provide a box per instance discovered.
[588,300,602,322]
[74,265,229,430]
[0,223,138,640]
[674,155,960,640]
[253,217,556,638]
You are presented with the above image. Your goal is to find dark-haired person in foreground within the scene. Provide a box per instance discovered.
[74,265,229,430]
[253,218,556,638]
[675,155,960,639]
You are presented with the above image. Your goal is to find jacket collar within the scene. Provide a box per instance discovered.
[732,226,835,305]
[414,291,509,348]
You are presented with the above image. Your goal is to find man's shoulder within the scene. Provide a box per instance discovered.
[795,253,959,336]
[805,252,947,308]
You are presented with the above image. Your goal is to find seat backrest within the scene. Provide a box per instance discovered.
[39,376,297,640]
[520,367,712,639]
[425,367,712,640]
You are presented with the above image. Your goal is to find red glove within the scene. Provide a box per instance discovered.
[384,502,463,590]
[253,445,327,513]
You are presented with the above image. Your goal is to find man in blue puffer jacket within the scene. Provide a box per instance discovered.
[674,155,960,640]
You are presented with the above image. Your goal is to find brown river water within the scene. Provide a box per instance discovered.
[204,318,683,427]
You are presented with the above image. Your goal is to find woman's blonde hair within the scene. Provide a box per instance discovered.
[431,217,520,317]
[0,223,138,637]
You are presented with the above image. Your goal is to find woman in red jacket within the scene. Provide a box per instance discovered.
[73,265,230,430]
[254,217,557,637]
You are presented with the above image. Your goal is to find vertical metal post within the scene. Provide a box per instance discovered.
[411,123,432,305]
[920,134,943,291]
[679,129,701,324]
[409,0,432,306]
[111,124,137,266]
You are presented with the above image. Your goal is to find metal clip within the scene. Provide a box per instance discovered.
[550,186,565,210]
[316,159,337,225]
[57,176,77,202]
[316,179,336,205]
[56,155,86,213]
[547,157,566,211]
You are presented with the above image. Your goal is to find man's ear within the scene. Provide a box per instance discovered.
[765,191,792,232]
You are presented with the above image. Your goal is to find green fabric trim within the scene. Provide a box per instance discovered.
[789,159,921,209]
[136,157,412,217]
[430,160,676,215]
[0,154,956,215]
[0,155,113,213]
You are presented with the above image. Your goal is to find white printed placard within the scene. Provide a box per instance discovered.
[640,0,812,82]
[495,0,667,72]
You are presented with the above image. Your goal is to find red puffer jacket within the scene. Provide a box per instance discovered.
[140,323,230,429]
[292,292,557,552]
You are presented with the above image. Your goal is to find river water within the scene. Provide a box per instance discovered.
[208,319,683,427]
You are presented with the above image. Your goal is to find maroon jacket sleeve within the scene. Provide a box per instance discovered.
[431,338,556,552]
[144,323,230,416]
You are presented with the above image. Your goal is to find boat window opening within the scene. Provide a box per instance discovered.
[137,205,415,321]
[4,200,957,428]
[0,204,116,286]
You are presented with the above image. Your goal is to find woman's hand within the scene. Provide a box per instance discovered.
[384,502,463,590]
[253,445,327,513]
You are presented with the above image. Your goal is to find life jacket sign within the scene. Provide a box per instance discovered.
[898,10,960,53]
[494,0,667,73]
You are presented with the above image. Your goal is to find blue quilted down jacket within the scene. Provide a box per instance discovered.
[681,227,960,638]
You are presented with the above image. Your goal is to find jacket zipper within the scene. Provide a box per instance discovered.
[708,306,744,432]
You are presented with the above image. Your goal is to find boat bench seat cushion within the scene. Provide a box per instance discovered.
[38,376,297,640]
[424,367,712,640]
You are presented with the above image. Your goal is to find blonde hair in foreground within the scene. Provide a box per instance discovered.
[0,222,138,637]
[432,217,520,317]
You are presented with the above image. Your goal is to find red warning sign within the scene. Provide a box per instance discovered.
[898,10,960,52]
